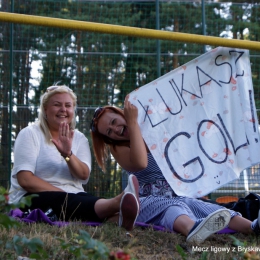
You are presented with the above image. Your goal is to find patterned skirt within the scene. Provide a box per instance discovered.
[137,195,240,232]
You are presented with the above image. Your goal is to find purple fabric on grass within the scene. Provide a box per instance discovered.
[8,208,236,233]
[9,208,101,227]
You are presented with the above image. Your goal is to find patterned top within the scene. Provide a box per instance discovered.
[127,153,177,198]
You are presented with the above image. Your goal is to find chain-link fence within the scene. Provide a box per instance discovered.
[1,0,260,199]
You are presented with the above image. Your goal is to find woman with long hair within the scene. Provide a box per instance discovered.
[90,95,260,243]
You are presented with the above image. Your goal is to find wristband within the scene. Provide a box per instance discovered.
[61,151,72,162]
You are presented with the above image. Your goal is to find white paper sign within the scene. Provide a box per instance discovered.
[129,47,260,198]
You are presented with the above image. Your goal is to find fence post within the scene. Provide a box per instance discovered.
[8,0,14,185]
[156,0,161,78]
[201,0,206,53]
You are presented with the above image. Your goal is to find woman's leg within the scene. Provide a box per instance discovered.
[173,210,232,238]
[172,209,231,243]
[95,192,139,231]
[94,193,123,219]
[186,209,231,243]
[228,215,253,234]
[23,192,102,221]
[173,215,195,236]
[94,174,139,231]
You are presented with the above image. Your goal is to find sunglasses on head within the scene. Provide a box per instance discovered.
[46,85,73,93]
[90,107,104,132]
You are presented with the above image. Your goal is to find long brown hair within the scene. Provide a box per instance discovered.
[90,106,130,172]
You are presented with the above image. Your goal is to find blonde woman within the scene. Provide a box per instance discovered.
[9,86,139,231]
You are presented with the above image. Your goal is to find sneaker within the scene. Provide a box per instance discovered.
[118,192,139,231]
[252,209,260,235]
[186,209,231,243]
[124,174,140,209]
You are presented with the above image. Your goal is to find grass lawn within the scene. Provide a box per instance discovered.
[1,221,259,260]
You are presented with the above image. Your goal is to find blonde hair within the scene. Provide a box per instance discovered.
[38,85,77,143]
[90,106,129,172]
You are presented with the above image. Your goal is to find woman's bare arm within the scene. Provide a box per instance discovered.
[65,154,90,180]
[17,171,64,193]
[110,95,148,172]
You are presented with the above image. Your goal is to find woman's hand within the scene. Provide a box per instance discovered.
[51,122,74,157]
[51,122,90,180]
[124,95,138,125]
[111,94,148,172]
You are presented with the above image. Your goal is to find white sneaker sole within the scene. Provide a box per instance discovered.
[186,209,231,243]
[119,192,139,231]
